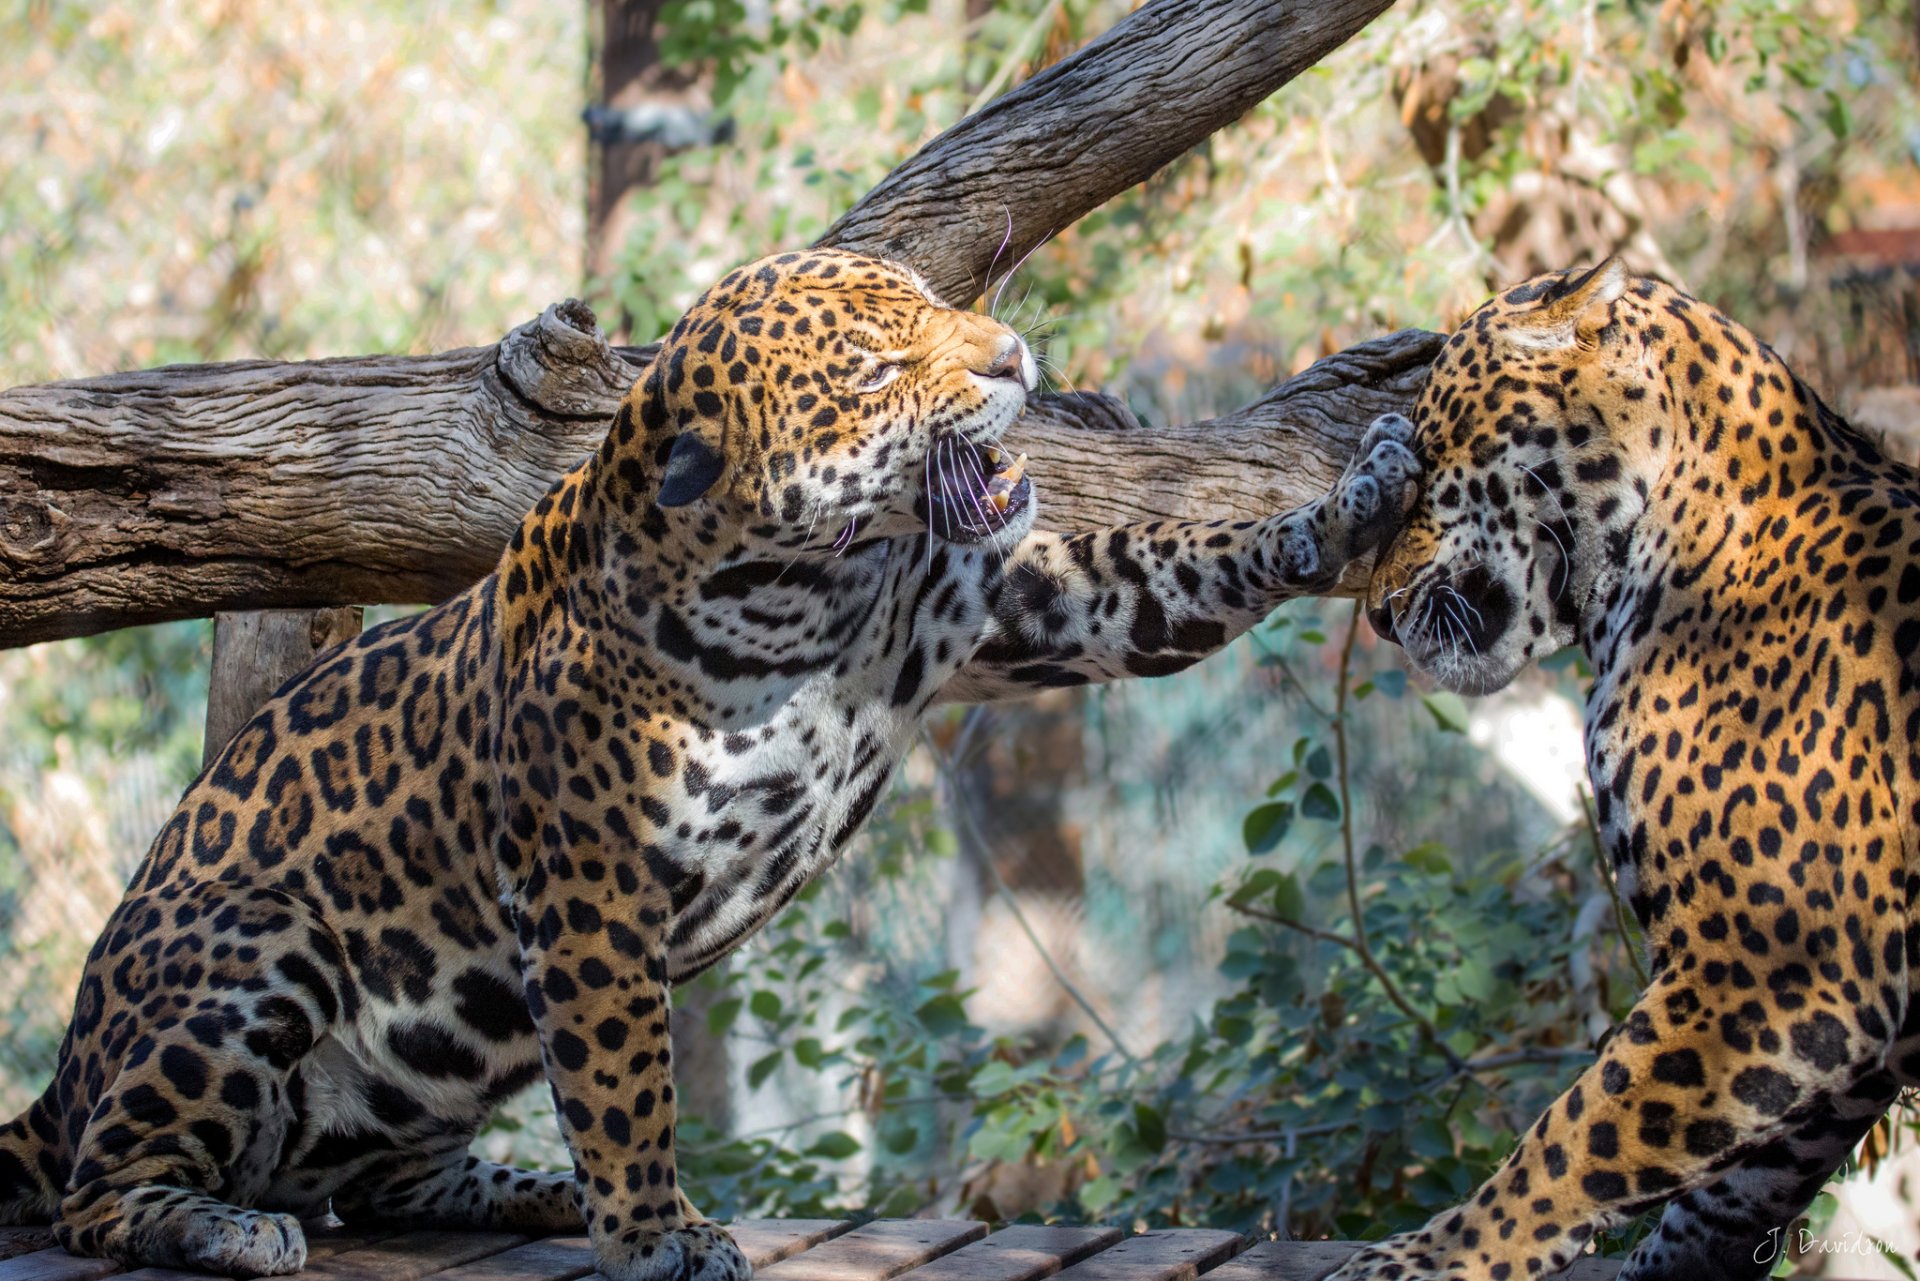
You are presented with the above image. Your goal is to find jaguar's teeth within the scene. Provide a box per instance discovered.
[990,491,1010,512]
[986,447,1003,466]
[1003,453,1028,484]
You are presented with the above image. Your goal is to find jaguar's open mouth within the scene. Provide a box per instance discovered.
[915,432,1033,544]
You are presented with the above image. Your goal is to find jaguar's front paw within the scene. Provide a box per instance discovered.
[1271,413,1423,590]
[1332,413,1421,550]
[598,1221,752,1281]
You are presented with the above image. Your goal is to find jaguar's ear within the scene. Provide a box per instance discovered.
[1546,256,1627,325]
[655,432,727,508]
[1513,257,1628,350]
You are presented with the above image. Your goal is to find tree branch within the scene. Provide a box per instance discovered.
[819,0,1399,303]
[0,0,1427,650]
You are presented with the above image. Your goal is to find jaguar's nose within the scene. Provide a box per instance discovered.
[982,337,1030,387]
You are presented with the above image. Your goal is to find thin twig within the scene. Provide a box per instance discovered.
[686,1093,973,1146]
[1227,903,1366,954]
[1168,1120,1355,1146]
[1248,629,1333,721]
[928,718,1141,1066]
[1330,601,1467,1073]
[1580,785,1650,987]
[1460,1047,1593,1072]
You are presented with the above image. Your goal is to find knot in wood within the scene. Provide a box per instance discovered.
[0,493,67,570]
[497,300,633,418]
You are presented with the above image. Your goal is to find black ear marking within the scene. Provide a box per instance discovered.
[656,433,726,507]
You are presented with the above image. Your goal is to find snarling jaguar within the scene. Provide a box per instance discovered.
[0,248,1419,1281]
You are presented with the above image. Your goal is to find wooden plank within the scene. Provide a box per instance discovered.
[404,1236,595,1281]
[0,1249,121,1281]
[408,1220,855,1281]
[728,1221,858,1271]
[759,1220,988,1281]
[1048,1231,1244,1281]
[1202,1240,1623,1281]
[896,1226,1124,1281]
[0,1234,55,1267]
[297,1230,533,1281]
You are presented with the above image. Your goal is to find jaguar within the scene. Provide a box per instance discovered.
[1349,258,1920,1280]
[0,248,1419,1281]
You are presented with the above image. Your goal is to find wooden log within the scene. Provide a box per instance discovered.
[203,607,364,766]
[0,319,1440,649]
[0,0,1426,651]
[757,1220,989,1281]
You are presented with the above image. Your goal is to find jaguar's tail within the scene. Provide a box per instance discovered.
[0,1092,64,1224]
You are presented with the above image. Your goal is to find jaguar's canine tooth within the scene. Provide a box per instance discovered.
[990,491,1010,512]
[1004,453,1028,484]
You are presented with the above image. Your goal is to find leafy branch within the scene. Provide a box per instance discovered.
[1232,601,1468,1074]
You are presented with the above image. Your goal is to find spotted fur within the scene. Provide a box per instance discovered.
[0,249,1418,1281]
[1349,259,1920,1281]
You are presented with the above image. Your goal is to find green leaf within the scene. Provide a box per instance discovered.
[1132,1102,1168,1153]
[881,1119,920,1155]
[1409,1117,1456,1160]
[1271,872,1307,921]
[792,1036,825,1068]
[749,990,784,1021]
[806,1131,862,1160]
[747,1050,783,1091]
[1305,745,1333,780]
[1373,669,1408,698]
[706,996,744,1037]
[915,992,971,1038]
[1403,843,1451,875]
[971,1061,1020,1096]
[1301,782,1341,821]
[1242,802,1294,855]
[1422,690,1471,734]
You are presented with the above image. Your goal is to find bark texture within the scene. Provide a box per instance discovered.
[0,309,1439,646]
[0,0,1420,649]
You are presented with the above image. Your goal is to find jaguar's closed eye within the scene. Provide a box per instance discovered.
[856,364,901,394]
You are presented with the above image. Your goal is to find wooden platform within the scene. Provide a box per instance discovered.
[0,1221,1633,1281]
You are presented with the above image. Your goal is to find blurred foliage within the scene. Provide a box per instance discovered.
[2,0,1918,1260]
[638,606,1645,1250]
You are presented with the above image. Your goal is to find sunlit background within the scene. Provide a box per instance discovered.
[3,0,1919,1270]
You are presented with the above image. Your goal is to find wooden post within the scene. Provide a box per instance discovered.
[202,607,363,768]
[585,0,703,340]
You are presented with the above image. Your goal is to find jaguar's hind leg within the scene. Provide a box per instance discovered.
[1619,1070,1901,1281]
[54,885,346,1275]
[335,1149,581,1234]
